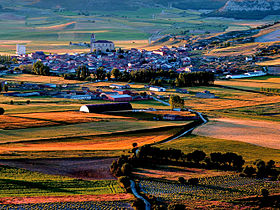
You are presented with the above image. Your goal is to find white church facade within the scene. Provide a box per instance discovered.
[90,33,115,53]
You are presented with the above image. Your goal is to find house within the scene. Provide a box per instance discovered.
[149,86,166,92]
[109,84,130,89]
[80,102,132,113]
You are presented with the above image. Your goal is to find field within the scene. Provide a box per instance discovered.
[138,174,280,208]
[157,135,280,163]
[0,6,275,54]
[193,118,280,150]
[0,165,124,197]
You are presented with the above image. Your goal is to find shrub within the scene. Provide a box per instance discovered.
[0,107,4,115]
[178,177,186,184]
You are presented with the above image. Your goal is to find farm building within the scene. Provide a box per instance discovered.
[149,86,166,92]
[106,94,132,102]
[80,102,132,113]
[268,66,280,75]
[109,84,130,89]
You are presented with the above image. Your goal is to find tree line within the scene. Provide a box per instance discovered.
[63,65,215,87]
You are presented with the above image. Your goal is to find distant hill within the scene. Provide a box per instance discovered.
[1,0,227,11]
[207,0,280,19]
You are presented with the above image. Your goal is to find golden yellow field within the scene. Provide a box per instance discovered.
[4,74,82,84]
[0,130,174,152]
[215,78,280,89]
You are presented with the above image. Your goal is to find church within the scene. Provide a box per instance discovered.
[90,33,115,53]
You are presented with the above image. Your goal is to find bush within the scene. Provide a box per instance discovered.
[178,177,186,184]
[0,107,4,115]
[10,100,14,105]
[118,176,131,188]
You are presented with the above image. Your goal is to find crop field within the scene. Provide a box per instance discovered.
[194,118,280,150]
[0,5,273,54]
[0,129,177,152]
[139,175,280,207]
[0,165,124,197]
[3,74,84,85]
[215,76,280,90]
[158,135,280,163]
[0,201,133,209]
[133,165,231,181]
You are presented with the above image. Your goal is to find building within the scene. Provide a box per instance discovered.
[16,44,26,56]
[149,86,166,92]
[109,84,130,89]
[267,66,280,75]
[90,33,115,53]
[80,102,132,113]
[106,94,132,102]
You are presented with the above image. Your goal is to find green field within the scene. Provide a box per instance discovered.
[0,165,123,197]
[0,5,271,54]
[158,135,280,163]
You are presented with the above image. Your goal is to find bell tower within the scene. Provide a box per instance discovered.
[90,33,96,53]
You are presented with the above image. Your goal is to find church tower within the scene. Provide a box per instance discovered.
[90,33,96,53]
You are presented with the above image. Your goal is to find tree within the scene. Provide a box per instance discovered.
[0,107,4,115]
[96,67,106,80]
[3,84,8,92]
[32,61,50,76]
[169,95,184,110]
[178,177,186,184]
[76,65,90,80]
[243,166,256,177]
[255,159,266,178]
[111,68,121,81]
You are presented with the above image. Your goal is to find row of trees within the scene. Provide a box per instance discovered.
[64,66,214,87]
[243,160,279,179]
[175,72,215,87]
[260,87,280,95]
[135,146,245,171]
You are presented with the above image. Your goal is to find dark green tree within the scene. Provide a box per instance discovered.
[169,95,184,110]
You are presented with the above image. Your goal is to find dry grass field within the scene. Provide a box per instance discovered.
[215,77,280,89]
[3,74,82,84]
[193,118,280,150]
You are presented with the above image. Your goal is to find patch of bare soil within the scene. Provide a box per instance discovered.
[193,118,280,149]
[0,193,134,204]
[0,158,116,180]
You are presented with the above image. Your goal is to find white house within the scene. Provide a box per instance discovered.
[149,86,166,92]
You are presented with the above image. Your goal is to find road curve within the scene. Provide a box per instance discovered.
[130,180,151,210]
